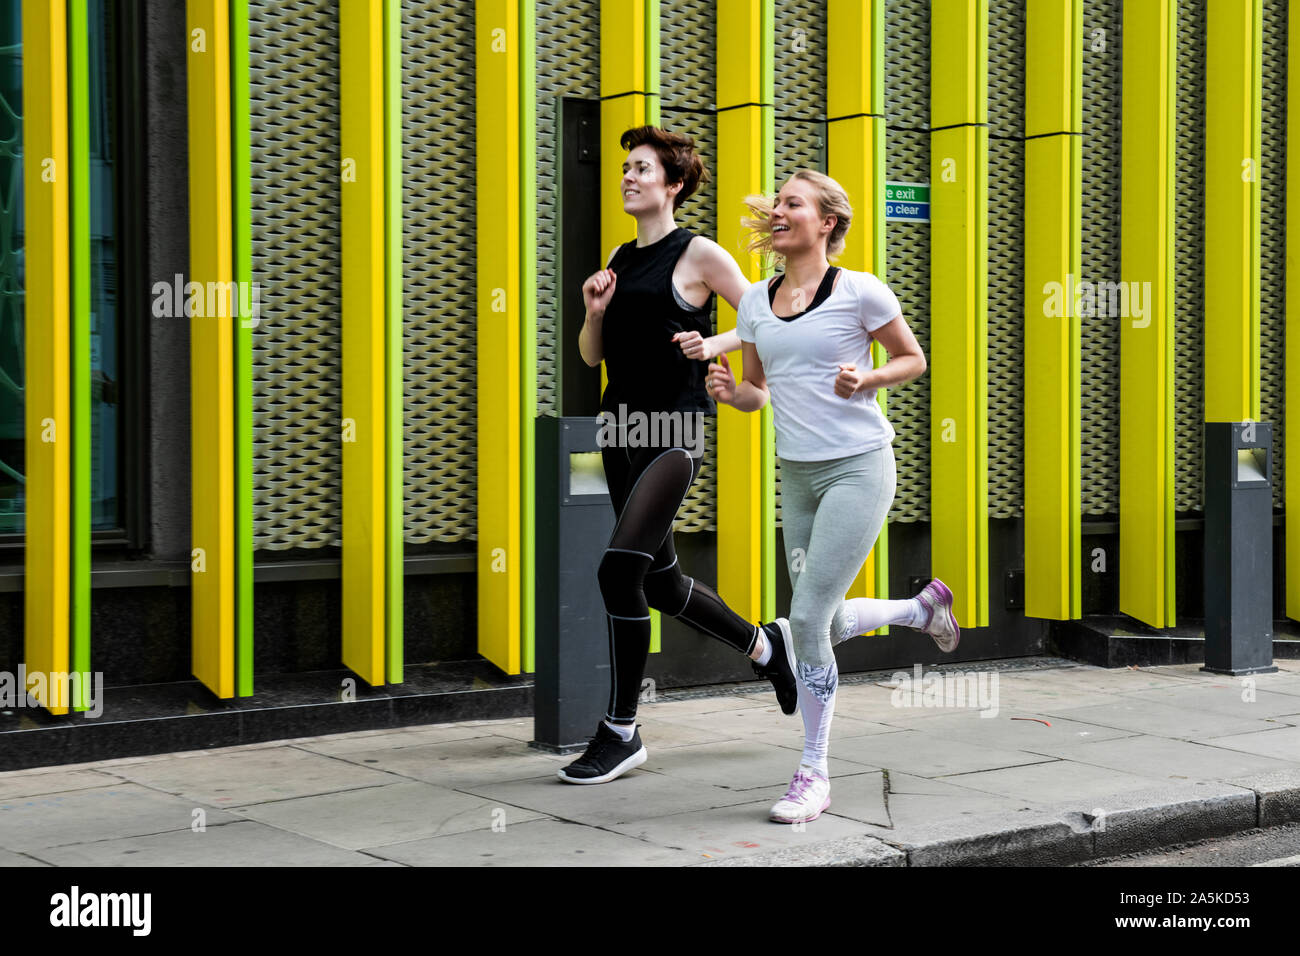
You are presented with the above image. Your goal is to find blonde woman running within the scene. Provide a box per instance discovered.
[699,170,959,823]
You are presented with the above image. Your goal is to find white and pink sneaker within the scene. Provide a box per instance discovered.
[915,578,960,652]
[769,768,831,824]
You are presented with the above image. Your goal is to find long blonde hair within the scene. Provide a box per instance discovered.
[740,169,853,264]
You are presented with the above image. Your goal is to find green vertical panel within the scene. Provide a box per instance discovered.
[870,0,889,623]
[645,0,659,124]
[760,0,775,621]
[231,0,253,696]
[68,0,91,709]
[384,0,404,683]
[519,0,536,672]
[645,0,661,651]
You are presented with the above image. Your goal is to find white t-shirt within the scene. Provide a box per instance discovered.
[735,268,901,462]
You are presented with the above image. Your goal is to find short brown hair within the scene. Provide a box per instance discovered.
[620,125,710,210]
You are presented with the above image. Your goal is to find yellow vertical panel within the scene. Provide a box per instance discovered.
[476,0,522,673]
[1119,0,1176,627]
[600,0,645,101]
[22,0,71,712]
[1204,0,1262,423]
[717,0,762,108]
[187,0,235,697]
[714,0,768,624]
[340,0,387,684]
[1287,0,1300,621]
[827,0,872,120]
[1023,136,1078,618]
[1025,0,1076,137]
[829,0,889,621]
[929,0,988,628]
[714,106,765,621]
[1024,0,1082,620]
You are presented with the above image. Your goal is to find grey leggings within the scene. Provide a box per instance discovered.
[779,445,896,667]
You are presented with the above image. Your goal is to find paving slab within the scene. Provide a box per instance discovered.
[29,820,378,867]
[1057,735,1299,782]
[652,705,900,744]
[0,768,125,801]
[825,728,1060,778]
[1113,684,1300,720]
[929,759,1169,804]
[604,798,879,864]
[1201,724,1300,761]
[877,710,1136,758]
[459,770,757,827]
[0,848,50,866]
[1044,698,1279,740]
[0,784,240,852]
[368,817,693,866]
[629,718,744,749]
[109,746,401,807]
[868,771,1040,828]
[639,738,878,791]
[631,695,770,719]
[289,724,496,756]
[454,717,538,743]
[232,780,550,850]
[321,735,575,789]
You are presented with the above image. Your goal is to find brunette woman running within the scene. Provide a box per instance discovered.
[703,170,959,822]
[558,126,798,785]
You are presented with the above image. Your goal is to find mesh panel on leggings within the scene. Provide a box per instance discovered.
[536,0,599,418]
[401,0,477,542]
[661,0,718,532]
[987,0,1026,519]
[883,0,930,523]
[1173,0,1206,513]
[1260,0,1287,510]
[249,0,343,549]
[1079,0,1122,516]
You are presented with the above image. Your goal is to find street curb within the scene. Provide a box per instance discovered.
[1225,768,1300,829]
[700,778,1300,866]
[701,835,906,867]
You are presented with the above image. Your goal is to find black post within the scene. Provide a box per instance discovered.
[1202,421,1277,675]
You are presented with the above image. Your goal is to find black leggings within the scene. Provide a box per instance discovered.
[598,443,758,724]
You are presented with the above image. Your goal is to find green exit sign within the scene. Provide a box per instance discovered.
[886,182,929,203]
[885,181,930,222]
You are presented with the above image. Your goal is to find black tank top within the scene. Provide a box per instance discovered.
[599,226,716,416]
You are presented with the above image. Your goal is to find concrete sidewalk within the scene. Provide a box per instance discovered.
[2,656,1299,867]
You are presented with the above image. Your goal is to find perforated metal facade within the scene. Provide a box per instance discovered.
[661,0,719,533]
[535,0,600,419]
[884,0,930,523]
[1079,0,1122,517]
[400,0,478,543]
[987,0,1026,519]
[1174,0,1206,514]
[249,0,344,550]
[1261,0,1287,511]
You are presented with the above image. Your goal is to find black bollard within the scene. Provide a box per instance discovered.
[1202,421,1277,676]
[532,415,616,752]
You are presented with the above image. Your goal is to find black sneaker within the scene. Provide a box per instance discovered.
[752,619,798,715]
[556,722,648,785]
